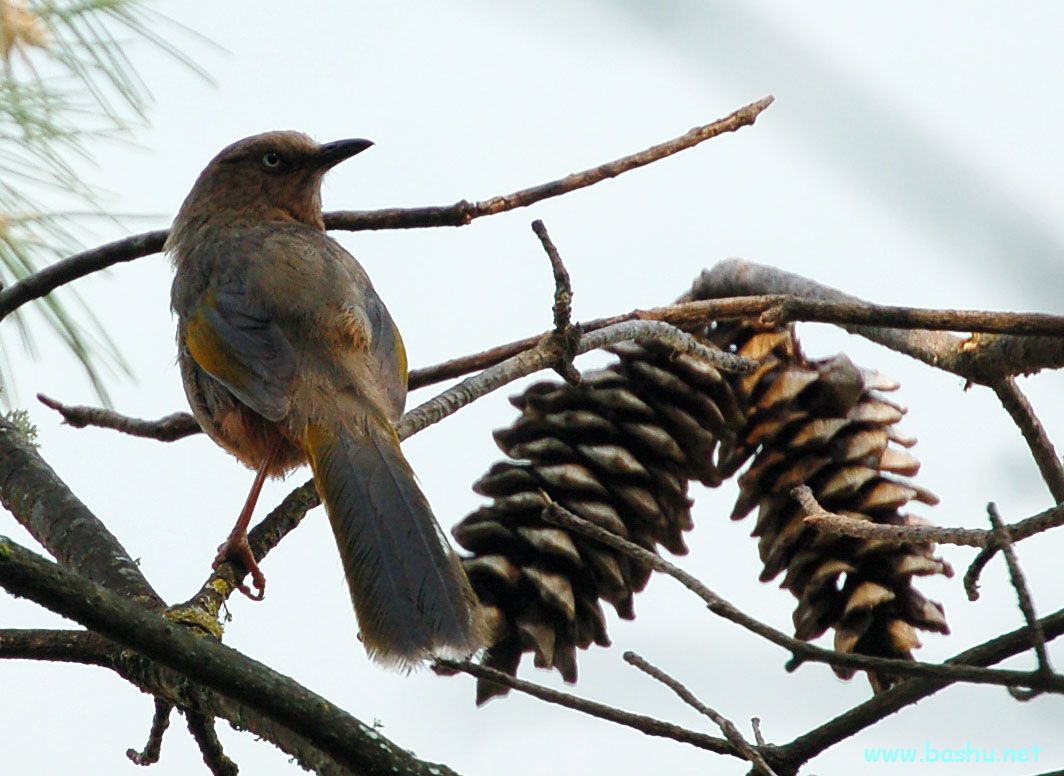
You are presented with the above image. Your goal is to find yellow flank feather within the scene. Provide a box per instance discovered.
[185,300,248,391]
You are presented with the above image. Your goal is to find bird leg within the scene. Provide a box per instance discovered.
[213,444,277,601]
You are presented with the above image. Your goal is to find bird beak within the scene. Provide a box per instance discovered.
[316,138,374,169]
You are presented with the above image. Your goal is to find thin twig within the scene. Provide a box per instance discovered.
[987,504,1053,701]
[794,484,1064,550]
[398,319,754,440]
[751,718,767,748]
[964,544,999,602]
[38,310,755,446]
[37,393,202,441]
[325,96,774,231]
[538,500,1064,692]
[186,711,239,776]
[0,230,168,322]
[409,292,1064,390]
[623,652,778,776]
[531,219,581,385]
[0,98,773,322]
[432,658,735,757]
[126,698,172,766]
[993,378,1064,503]
[532,220,573,334]
[775,607,1064,768]
[178,481,320,623]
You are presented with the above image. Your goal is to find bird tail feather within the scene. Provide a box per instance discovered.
[305,415,483,667]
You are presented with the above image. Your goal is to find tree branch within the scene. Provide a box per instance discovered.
[775,606,1064,766]
[37,393,202,441]
[992,378,1064,503]
[0,98,773,323]
[0,416,163,607]
[398,319,754,440]
[693,259,1064,382]
[624,651,778,776]
[433,658,735,757]
[539,500,1064,692]
[794,485,1064,551]
[0,534,460,776]
[126,698,172,766]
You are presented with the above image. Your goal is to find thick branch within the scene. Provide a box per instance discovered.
[694,259,1064,382]
[0,534,460,776]
[0,417,163,607]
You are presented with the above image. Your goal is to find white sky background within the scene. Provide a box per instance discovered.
[2,1,1063,774]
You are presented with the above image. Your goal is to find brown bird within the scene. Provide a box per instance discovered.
[167,131,484,666]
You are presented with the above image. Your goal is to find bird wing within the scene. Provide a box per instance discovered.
[183,276,297,422]
[362,287,408,421]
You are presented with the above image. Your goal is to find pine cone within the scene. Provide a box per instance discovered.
[455,304,951,700]
[453,340,743,703]
[712,321,952,690]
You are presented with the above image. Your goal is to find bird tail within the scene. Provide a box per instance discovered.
[304,414,484,667]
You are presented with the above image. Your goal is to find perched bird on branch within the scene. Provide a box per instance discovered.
[166,131,484,666]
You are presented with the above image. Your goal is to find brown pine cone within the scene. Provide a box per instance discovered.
[455,299,951,700]
[453,339,743,702]
[712,321,951,690]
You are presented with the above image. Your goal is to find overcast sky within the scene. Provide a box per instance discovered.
[2,2,1063,774]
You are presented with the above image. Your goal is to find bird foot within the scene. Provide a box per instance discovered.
[213,532,266,601]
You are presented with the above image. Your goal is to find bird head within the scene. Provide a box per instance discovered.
[169,131,373,242]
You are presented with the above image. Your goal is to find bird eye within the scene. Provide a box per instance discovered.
[261,151,284,169]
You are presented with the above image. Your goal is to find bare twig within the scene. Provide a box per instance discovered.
[325,96,774,231]
[0,230,168,323]
[37,393,202,441]
[539,500,1064,692]
[986,504,1053,701]
[531,219,581,385]
[795,484,1064,553]
[0,98,773,322]
[993,379,1064,503]
[126,698,172,766]
[964,544,1000,602]
[757,297,1064,337]
[178,480,320,622]
[751,718,767,748]
[398,319,754,440]
[432,658,735,757]
[623,652,778,776]
[186,711,239,776]
[694,259,1064,383]
[44,289,1064,445]
[410,292,1064,390]
[532,220,574,334]
[0,628,111,666]
[776,606,1064,767]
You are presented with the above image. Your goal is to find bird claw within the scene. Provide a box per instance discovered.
[213,533,266,601]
